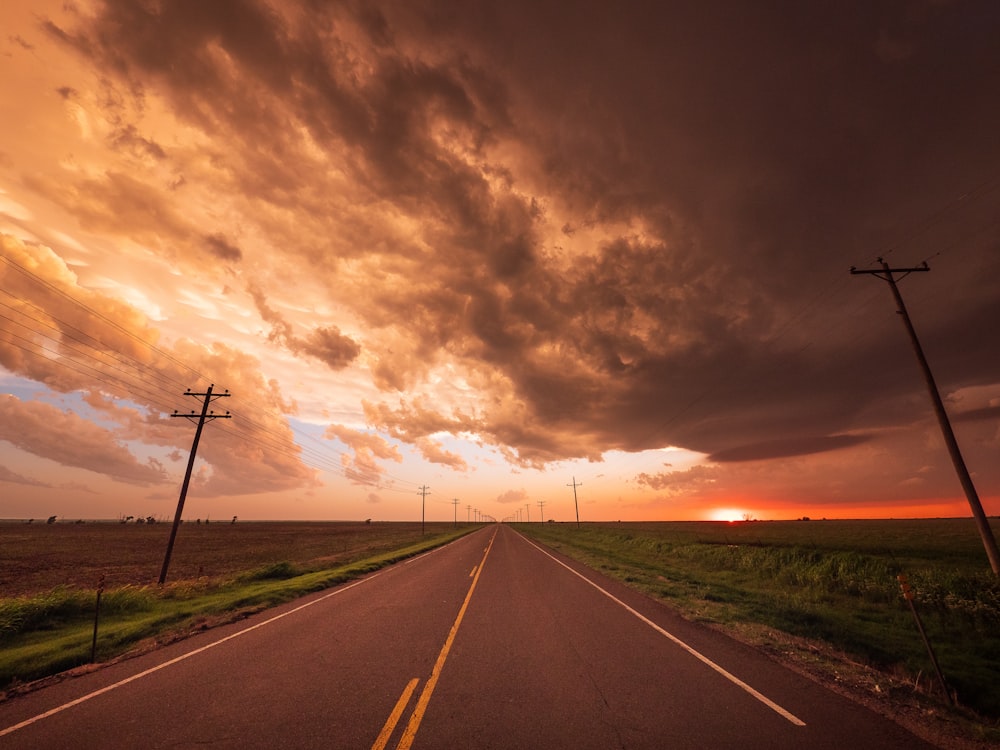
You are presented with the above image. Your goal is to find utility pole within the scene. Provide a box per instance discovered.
[852,259,1000,574]
[567,477,582,529]
[467,504,471,523]
[537,500,545,523]
[418,486,431,535]
[525,503,530,523]
[452,498,459,527]
[159,385,231,585]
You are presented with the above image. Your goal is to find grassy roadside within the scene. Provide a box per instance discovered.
[0,524,474,693]
[515,520,1000,744]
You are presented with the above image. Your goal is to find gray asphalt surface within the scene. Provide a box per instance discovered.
[0,525,938,749]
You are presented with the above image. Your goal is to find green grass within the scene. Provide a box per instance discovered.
[516,519,1000,720]
[0,525,473,691]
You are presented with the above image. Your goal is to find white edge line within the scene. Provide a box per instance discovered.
[518,533,806,727]
[0,573,382,738]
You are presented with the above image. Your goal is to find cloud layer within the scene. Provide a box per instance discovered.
[0,0,998,517]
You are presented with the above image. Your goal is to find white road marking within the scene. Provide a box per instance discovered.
[518,533,807,726]
[0,574,382,738]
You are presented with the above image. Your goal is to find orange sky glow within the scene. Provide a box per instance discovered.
[1,1,999,526]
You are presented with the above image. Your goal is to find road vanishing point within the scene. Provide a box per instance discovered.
[0,525,936,749]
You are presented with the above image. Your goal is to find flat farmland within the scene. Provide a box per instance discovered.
[3,517,1000,742]
[0,520,465,596]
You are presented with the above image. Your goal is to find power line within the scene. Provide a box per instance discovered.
[0,251,423,494]
[159,386,231,584]
[567,477,582,529]
[851,258,1000,575]
[418,485,430,534]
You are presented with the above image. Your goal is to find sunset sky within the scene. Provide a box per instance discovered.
[1,1,999,525]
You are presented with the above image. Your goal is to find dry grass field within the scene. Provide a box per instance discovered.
[0,520,462,596]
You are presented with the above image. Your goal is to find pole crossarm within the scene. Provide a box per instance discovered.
[171,388,232,424]
[850,257,929,282]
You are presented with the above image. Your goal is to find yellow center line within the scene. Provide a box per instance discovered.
[395,529,497,750]
[371,678,419,750]
[469,565,478,578]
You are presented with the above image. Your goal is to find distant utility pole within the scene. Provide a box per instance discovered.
[452,498,459,527]
[537,500,545,523]
[418,486,431,535]
[525,503,530,523]
[852,258,1000,575]
[467,504,471,523]
[159,385,231,585]
[567,477,582,529]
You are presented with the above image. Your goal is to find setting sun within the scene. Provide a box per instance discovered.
[709,508,750,523]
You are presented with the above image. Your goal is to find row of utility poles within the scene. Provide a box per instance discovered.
[156,263,999,594]
[487,479,585,526]
[422,478,586,527]
[425,258,1000,578]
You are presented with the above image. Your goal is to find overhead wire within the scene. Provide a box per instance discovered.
[0,252,421,492]
[632,170,1000,451]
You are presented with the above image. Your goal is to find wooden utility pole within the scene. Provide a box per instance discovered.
[418,486,430,535]
[159,385,231,585]
[537,500,545,522]
[452,498,460,527]
[567,477,582,529]
[851,259,1000,574]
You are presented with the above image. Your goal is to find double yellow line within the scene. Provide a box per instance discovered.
[372,529,497,750]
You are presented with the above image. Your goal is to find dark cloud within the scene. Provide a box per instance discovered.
[9,34,34,51]
[204,233,243,262]
[708,434,873,463]
[955,405,1000,424]
[304,326,362,370]
[248,283,360,369]
[110,124,166,161]
[29,1,1000,498]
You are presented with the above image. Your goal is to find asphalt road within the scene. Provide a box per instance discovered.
[0,525,938,749]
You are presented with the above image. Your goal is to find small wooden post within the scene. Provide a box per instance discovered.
[897,574,952,706]
[91,574,106,663]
